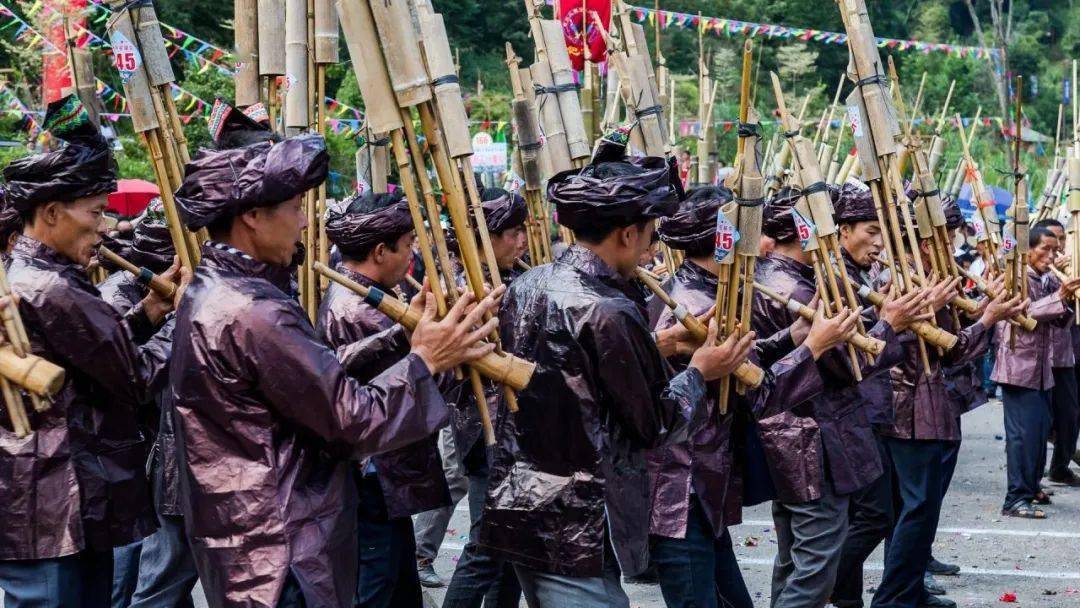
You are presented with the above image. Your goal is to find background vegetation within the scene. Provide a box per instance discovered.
[0,0,1075,202]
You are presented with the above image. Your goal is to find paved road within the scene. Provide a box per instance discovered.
[7,399,1077,607]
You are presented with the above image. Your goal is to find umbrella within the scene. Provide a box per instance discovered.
[107,178,160,218]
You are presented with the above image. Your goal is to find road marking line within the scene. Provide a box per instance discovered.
[439,543,1080,580]
[734,519,1080,539]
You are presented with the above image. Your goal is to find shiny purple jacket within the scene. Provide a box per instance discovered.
[1,235,167,560]
[316,266,450,519]
[991,269,1070,390]
[479,246,708,578]
[842,251,898,427]
[646,260,824,540]
[751,253,903,503]
[881,269,991,441]
[99,272,182,515]
[171,243,449,608]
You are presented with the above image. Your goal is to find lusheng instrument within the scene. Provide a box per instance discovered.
[770,72,866,380]
[634,268,765,390]
[98,246,177,299]
[753,282,885,356]
[315,262,536,391]
[105,1,200,271]
[338,0,538,443]
[0,263,64,438]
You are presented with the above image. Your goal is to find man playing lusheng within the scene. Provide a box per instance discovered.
[171,133,502,607]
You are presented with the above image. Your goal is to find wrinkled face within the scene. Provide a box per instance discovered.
[40,193,109,267]
[839,220,883,268]
[490,225,527,271]
[378,231,416,285]
[1029,234,1059,273]
[247,195,307,266]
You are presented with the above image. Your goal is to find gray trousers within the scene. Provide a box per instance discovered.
[771,481,850,608]
[513,541,628,608]
[413,426,469,563]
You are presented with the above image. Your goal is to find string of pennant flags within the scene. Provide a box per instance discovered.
[677,115,1008,139]
[623,3,1001,61]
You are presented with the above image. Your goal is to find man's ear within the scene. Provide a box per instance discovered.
[238,208,261,233]
[36,201,61,227]
[371,242,386,263]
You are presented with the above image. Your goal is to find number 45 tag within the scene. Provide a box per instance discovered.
[110,31,142,84]
[714,213,740,263]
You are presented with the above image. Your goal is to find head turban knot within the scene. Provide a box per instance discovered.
[175,133,329,230]
[2,95,116,212]
[480,189,528,233]
[548,156,681,231]
[657,186,732,251]
[324,191,414,257]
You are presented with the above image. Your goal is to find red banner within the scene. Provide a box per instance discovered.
[41,0,87,104]
[559,0,611,71]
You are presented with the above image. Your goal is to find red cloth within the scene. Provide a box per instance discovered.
[558,0,611,71]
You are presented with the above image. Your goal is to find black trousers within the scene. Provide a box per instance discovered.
[1048,368,1080,479]
[355,473,422,608]
[1001,384,1052,509]
[832,434,894,608]
[652,497,753,608]
[871,438,954,608]
[442,441,522,608]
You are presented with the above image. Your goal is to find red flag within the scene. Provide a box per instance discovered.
[42,0,88,104]
[559,0,612,71]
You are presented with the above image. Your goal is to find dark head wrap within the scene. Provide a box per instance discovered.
[324,190,414,258]
[762,187,802,242]
[833,183,878,224]
[208,97,276,150]
[2,95,116,213]
[942,195,964,230]
[129,198,176,272]
[479,188,528,233]
[548,156,681,231]
[175,133,329,230]
[657,185,732,251]
[0,188,23,246]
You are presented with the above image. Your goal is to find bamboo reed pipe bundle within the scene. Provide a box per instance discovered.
[105,5,198,271]
[514,99,553,264]
[0,263,60,438]
[538,19,590,163]
[753,282,884,356]
[635,268,764,388]
[98,247,176,299]
[234,0,260,107]
[855,285,958,349]
[315,263,536,391]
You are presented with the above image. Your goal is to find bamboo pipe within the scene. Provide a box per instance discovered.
[234,0,260,107]
[753,282,884,356]
[953,268,1038,331]
[635,268,764,389]
[1,377,29,438]
[855,284,958,349]
[98,247,176,299]
[315,263,536,391]
[0,347,65,398]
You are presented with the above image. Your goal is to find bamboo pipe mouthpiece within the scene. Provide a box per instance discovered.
[98,247,176,300]
[0,346,64,397]
[314,263,536,391]
[856,285,959,350]
[634,268,764,389]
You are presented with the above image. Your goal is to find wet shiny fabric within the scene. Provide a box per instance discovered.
[841,252,897,427]
[881,271,992,442]
[479,246,708,578]
[1,235,167,560]
[171,243,448,607]
[751,253,903,503]
[992,269,1070,391]
[315,266,450,519]
[645,260,825,540]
